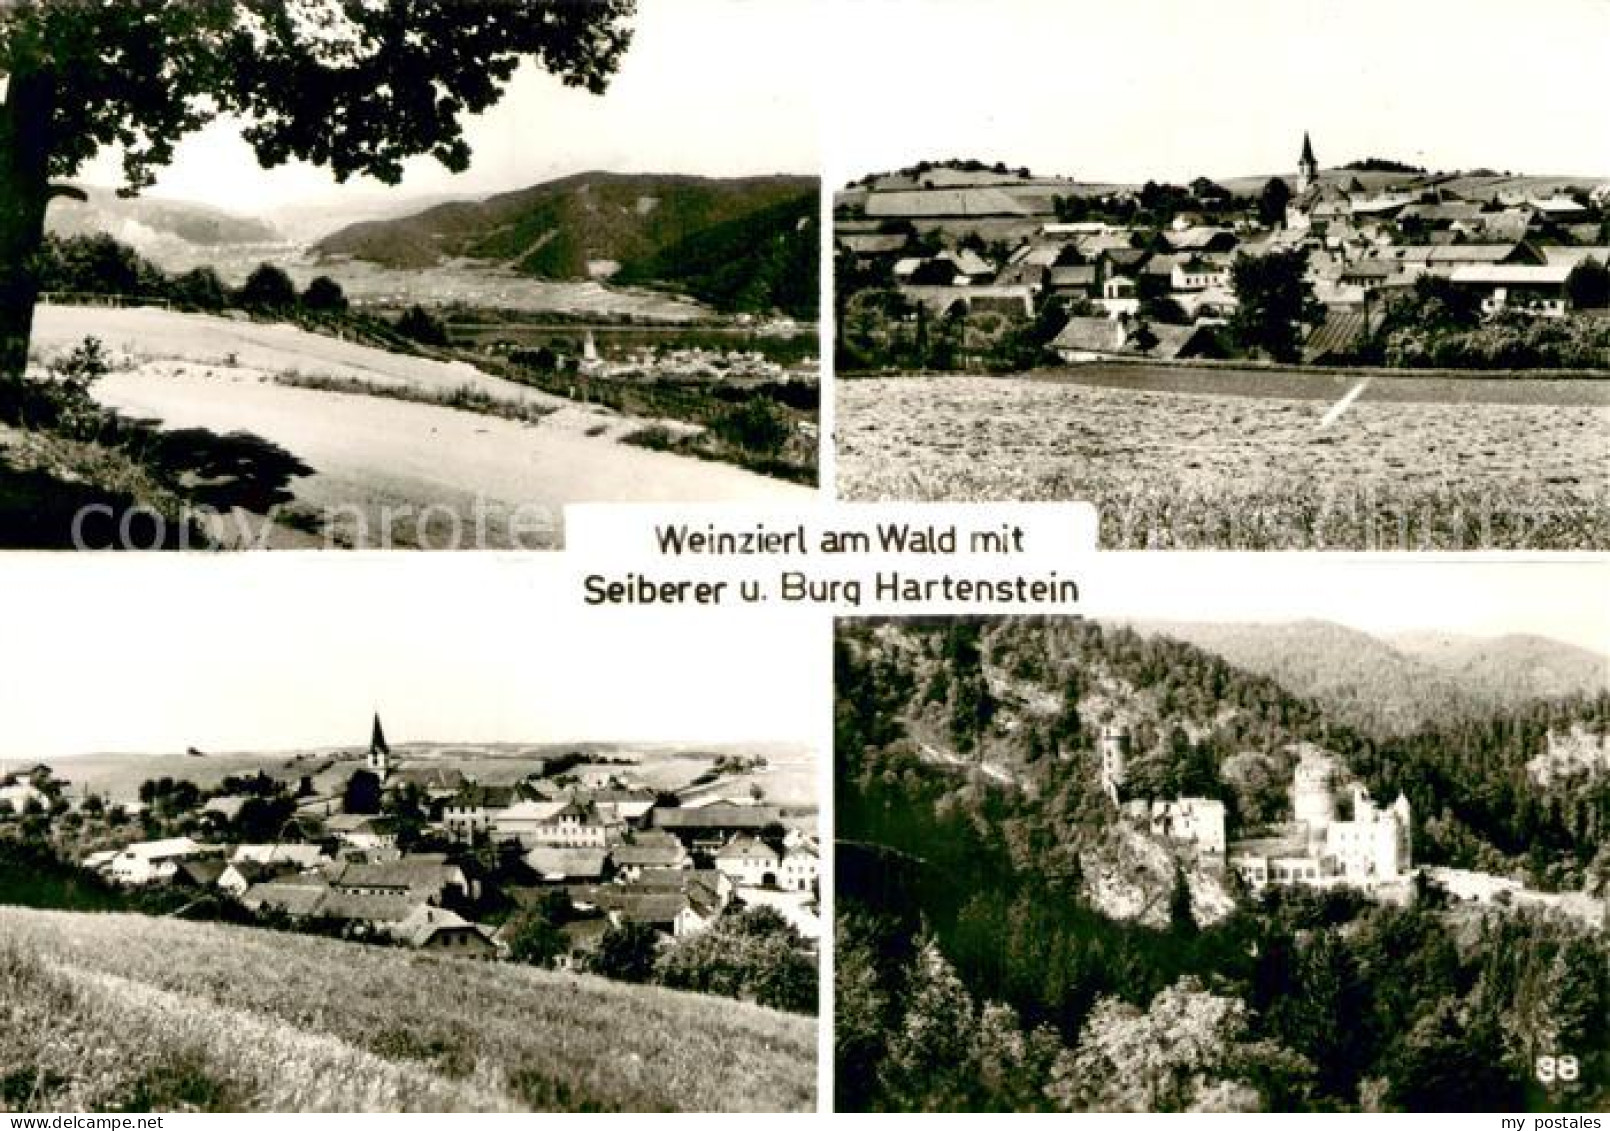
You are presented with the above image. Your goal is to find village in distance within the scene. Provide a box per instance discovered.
[835,136,1610,551]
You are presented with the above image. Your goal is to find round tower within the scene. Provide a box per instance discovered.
[1291,749,1334,829]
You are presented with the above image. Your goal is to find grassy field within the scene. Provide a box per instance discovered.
[836,372,1610,550]
[0,907,816,1113]
[8,306,805,551]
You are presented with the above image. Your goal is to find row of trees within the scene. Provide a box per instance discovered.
[503,894,817,1015]
[34,233,349,316]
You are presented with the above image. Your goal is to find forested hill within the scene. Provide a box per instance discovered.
[837,616,1610,888]
[834,616,1610,1113]
[1122,619,1609,736]
[610,193,817,319]
[314,172,818,317]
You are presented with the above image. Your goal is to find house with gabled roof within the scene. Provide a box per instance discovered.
[714,835,782,888]
[523,846,611,884]
[395,904,497,956]
[442,784,518,842]
[173,858,230,889]
[240,878,331,918]
[388,765,466,800]
[553,917,609,970]
[323,813,397,852]
[652,803,782,851]
[109,837,218,885]
[326,854,472,904]
[779,842,819,893]
[232,843,328,869]
[611,837,689,880]
[1449,262,1575,318]
[493,799,608,847]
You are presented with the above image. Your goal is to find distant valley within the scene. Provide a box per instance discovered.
[315,171,818,319]
[48,171,820,320]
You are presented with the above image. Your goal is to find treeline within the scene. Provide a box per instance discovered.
[35,233,348,317]
[32,233,453,354]
[504,894,816,1015]
[1367,271,1610,370]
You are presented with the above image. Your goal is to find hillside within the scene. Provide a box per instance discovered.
[314,172,819,317]
[49,741,819,810]
[13,305,804,550]
[1392,630,1610,703]
[834,616,1610,1113]
[1124,620,1608,735]
[838,617,1609,892]
[0,906,815,1112]
[49,186,282,247]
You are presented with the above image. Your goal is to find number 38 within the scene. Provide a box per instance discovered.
[1536,1055,1580,1083]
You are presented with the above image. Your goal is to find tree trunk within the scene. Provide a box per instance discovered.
[0,69,56,384]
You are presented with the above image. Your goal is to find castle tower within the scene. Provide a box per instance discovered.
[1298,131,1318,195]
[1292,748,1335,830]
[1099,725,1130,805]
[367,713,391,779]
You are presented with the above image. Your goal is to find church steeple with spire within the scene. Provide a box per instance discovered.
[1298,131,1318,194]
[366,712,391,779]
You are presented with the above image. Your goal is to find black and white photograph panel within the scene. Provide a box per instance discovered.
[830,0,1610,550]
[0,0,819,551]
[835,560,1609,1111]
[0,558,820,1112]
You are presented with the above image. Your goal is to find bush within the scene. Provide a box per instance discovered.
[237,263,298,311]
[711,398,791,456]
[302,275,349,314]
[0,335,114,439]
[590,921,660,983]
[655,907,817,1014]
[396,304,449,346]
[169,267,229,312]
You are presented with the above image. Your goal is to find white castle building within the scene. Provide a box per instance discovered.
[1103,722,1227,862]
[1122,796,1227,861]
[1231,746,1412,890]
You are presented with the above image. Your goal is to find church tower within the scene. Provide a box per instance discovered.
[366,712,390,779]
[1298,131,1318,195]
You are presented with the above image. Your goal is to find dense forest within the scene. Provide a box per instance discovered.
[835,617,1608,1111]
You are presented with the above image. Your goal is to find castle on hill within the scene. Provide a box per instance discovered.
[1099,727,1412,890]
[1229,746,1412,889]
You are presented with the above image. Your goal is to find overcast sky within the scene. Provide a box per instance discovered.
[0,556,822,760]
[79,0,820,212]
[826,0,1610,186]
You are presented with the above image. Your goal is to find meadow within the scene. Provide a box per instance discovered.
[836,371,1610,550]
[0,906,816,1113]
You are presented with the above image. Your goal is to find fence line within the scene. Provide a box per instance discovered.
[38,292,172,310]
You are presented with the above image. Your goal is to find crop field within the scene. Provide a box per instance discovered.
[0,907,816,1113]
[836,371,1610,550]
